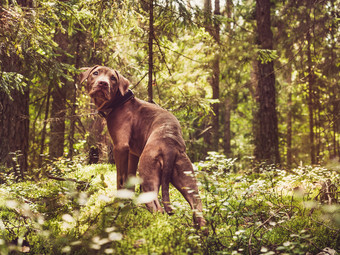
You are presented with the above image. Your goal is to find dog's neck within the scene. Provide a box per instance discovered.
[98,89,134,119]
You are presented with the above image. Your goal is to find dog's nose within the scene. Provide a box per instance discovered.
[98,81,109,88]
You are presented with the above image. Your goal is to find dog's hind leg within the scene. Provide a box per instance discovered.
[171,152,206,228]
[160,151,176,215]
[138,150,163,213]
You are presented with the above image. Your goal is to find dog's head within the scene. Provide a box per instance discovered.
[79,66,129,110]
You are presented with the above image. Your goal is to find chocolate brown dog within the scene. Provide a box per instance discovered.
[79,66,205,227]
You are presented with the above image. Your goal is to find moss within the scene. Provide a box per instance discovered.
[0,161,339,254]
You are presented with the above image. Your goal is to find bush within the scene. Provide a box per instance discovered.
[0,155,339,254]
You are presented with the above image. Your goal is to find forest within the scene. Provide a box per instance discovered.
[0,0,339,254]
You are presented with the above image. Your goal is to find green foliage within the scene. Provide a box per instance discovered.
[0,157,339,254]
[256,49,279,64]
[1,0,340,252]
[0,72,27,97]
[0,0,339,171]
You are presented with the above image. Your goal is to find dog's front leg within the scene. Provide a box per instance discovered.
[114,145,129,189]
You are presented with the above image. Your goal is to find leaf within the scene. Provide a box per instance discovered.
[108,232,123,241]
[115,189,134,200]
[98,194,111,202]
[125,176,142,188]
[260,247,268,253]
[135,192,157,204]
[62,214,74,223]
[256,49,278,64]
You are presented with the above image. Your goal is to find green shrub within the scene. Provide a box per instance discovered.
[0,155,339,254]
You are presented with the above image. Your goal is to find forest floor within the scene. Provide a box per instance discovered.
[0,153,339,254]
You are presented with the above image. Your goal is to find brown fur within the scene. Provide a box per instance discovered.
[79,66,206,228]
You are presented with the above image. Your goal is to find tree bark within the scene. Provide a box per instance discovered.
[204,0,212,27]
[204,0,220,151]
[286,67,293,169]
[38,86,51,167]
[226,0,233,20]
[211,0,220,151]
[223,0,233,156]
[254,0,280,164]
[68,85,77,160]
[211,61,220,150]
[148,0,154,103]
[0,0,31,178]
[329,1,338,159]
[68,37,81,160]
[306,1,316,165]
[49,85,66,159]
[0,86,29,179]
[49,29,70,159]
[223,98,232,156]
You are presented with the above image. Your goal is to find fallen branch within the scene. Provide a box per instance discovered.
[45,173,89,187]
[314,179,339,205]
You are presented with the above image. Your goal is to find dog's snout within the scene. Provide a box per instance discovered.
[98,81,109,88]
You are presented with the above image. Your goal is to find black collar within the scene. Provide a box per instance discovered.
[98,89,134,118]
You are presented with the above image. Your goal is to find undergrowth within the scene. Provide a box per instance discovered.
[0,152,339,254]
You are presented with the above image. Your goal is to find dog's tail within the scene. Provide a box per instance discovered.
[161,151,176,215]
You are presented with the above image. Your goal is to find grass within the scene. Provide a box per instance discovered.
[0,153,339,254]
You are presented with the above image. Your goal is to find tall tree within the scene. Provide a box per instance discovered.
[67,34,83,160]
[48,26,71,159]
[204,0,220,151]
[148,0,154,103]
[0,79,29,179]
[49,83,67,159]
[328,0,340,159]
[305,0,316,164]
[0,6,30,178]
[286,69,293,168]
[38,87,51,167]
[211,0,220,151]
[254,0,280,164]
[222,0,233,156]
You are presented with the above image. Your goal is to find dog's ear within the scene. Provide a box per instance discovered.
[115,71,130,95]
[78,66,99,88]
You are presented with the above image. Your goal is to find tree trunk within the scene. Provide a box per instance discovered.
[68,37,81,160]
[254,0,280,164]
[212,0,220,150]
[226,0,233,20]
[223,0,233,156]
[330,0,338,160]
[38,87,51,167]
[204,0,220,151]
[148,0,154,103]
[0,86,29,179]
[68,85,77,160]
[30,96,45,169]
[223,98,232,156]
[211,58,220,151]
[0,1,32,178]
[49,29,70,159]
[306,1,316,165]
[204,0,212,27]
[286,70,293,169]
[49,85,66,159]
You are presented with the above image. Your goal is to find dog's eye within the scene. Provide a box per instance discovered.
[111,76,117,81]
[93,71,99,75]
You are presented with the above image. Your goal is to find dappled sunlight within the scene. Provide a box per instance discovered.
[1,0,339,253]
[0,156,339,254]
